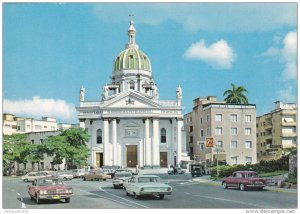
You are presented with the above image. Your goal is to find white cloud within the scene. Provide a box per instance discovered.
[277,85,296,103]
[281,31,297,81]
[183,39,236,69]
[92,3,296,33]
[3,96,77,123]
[261,47,280,57]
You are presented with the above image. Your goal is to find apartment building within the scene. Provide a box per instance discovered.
[257,101,297,161]
[184,96,257,166]
[3,113,79,135]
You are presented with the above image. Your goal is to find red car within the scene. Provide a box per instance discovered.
[28,177,73,204]
[221,171,266,191]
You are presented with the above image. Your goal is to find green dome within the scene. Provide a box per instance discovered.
[113,47,151,72]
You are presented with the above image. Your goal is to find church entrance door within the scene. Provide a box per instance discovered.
[96,153,103,168]
[160,152,168,167]
[126,145,137,167]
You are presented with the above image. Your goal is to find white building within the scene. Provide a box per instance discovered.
[3,113,79,135]
[76,20,189,169]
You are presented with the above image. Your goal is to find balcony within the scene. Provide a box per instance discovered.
[281,121,297,126]
[281,132,297,138]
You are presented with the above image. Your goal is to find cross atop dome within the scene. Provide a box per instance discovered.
[126,14,139,49]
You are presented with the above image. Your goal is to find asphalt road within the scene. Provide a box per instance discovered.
[2,174,297,209]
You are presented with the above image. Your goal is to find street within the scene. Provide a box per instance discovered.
[2,174,297,209]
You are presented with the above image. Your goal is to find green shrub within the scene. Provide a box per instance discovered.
[288,174,297,184]
[210,155,289,178]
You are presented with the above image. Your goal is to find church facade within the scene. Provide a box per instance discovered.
[76,20,189,168]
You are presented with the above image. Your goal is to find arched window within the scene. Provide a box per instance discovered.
[129,80,135,90]
[161,128,166,143]
[97,129,102,144]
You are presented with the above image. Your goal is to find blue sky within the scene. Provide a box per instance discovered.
[3,3,297,123]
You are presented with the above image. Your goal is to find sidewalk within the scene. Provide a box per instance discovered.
[192,176,298,194]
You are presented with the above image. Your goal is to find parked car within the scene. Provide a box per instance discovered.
[112,172,133,189]
[101,166,121,178]
[123,175,172,199]
[72,169,85,178]
[191,164,205,177]
[82,171,111,181]
[167,167,186,175]
[54,171,74,181]
[27,177,73,204]
[222,171,267,191]
[22,171,52,182]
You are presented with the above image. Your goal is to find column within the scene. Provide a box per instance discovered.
[103,119,110,166]
[152,118,160,167]
[139,140,144,167]
[144,118,151,166]
[176,118,183,166]
[112,119,118,166]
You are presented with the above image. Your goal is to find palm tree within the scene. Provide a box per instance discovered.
[223,83,249,104]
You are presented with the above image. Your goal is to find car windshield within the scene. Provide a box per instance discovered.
[38,179,63,186]
[114,173,132,178]
[138,177,158,183]
[247,173,259,178]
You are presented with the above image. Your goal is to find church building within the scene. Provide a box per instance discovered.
[77,20,189,169]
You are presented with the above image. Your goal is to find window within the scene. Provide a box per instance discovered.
[200,118,203,124]
[17,126,21,131]
[231,128,237,135]
[215,114,222,121]
[40,139,44,145]
[216,141,223,148]
[34,125,42,130]
[200,129,204,137]
[190,126,193,132]
[231,157,238,165]
[97,129,102,144]
[161,128,166,143]
[245,115,251,122]
[230,114,237,122]
[129,80,135,90]
[245,157,252,164]
[206,128,211,136]
[44,126,47,128]
[31,140,34,144]
[189,147,194,154]
[26,125,31,129]
[245,141,252,149]
[199,143,204,150]
[245,128,251,135]
[206,115,210,122]
[230,141,237,148]
[215,127,222,135]
[189,136,193,144]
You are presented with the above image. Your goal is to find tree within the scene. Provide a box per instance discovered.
[223,83,249,104]
[60,128,90,169]
[43,135,68,168]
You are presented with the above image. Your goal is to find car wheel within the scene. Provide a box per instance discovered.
[103,179,106,181]
[222,182,228,189]
[239,183,245,191]
[159,194,165,199]
[63,177,67,181]
[83,177,86,181]
[91,179,94,181]
[30,196,34,201]
[113,185,117,189]
[133,192,139,199]
[24,179,28,182]
[65,198,70,203]
[192,174,194,177]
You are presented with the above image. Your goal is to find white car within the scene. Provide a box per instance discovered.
[112,172,132,189]
[123,175,172,199]
[54,171,74,181]
[22,171,52,182]
[72,169,85,178]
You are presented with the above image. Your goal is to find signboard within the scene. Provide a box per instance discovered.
[205,137,214,148]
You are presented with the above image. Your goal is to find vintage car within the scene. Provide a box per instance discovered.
[112,172,133,189]
[191,164,205,177]
[222,171,266,191]
[167,167,186,175]
[72,169,85,178]
[123,175,172,199]
[54,171,74,181]
[27,177,73,204]
[82,171,111,181]
[22,171,52,182]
